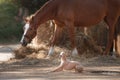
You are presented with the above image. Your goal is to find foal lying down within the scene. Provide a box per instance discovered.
[52,52,83,72]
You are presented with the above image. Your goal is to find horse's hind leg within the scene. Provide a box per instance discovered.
[114,26,118,52]
[104,15,119,55]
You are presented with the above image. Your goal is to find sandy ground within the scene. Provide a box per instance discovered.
[0,44,120,80]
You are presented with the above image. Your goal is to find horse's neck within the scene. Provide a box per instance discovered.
[33,1,56,28]
[34,11,49,26]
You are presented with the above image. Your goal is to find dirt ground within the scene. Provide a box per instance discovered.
[0,44,120,80]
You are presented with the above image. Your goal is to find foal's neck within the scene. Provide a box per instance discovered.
[61,56,67,62]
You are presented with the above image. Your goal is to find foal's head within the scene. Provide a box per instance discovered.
[20,16,37,46]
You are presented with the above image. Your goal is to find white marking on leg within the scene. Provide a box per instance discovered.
[48,46,54,56]
[20,23,30,43]
[72,48,78,55]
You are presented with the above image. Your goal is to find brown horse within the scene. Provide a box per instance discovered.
[20,0,120,57]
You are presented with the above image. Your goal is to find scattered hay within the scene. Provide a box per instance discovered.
[14,46,37,59]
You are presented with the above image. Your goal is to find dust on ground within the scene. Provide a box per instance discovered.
[0,44,120,80]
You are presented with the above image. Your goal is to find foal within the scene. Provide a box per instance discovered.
[52,52,83,72]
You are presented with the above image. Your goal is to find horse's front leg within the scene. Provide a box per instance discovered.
[67,23,78,56]
[47,24,62,57]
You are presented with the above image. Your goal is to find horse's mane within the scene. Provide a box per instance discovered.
[34,0,56,17]
[25,0,54,22]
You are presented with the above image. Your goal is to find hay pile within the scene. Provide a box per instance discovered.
[35,21,105,54]
[14,21,109,59]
